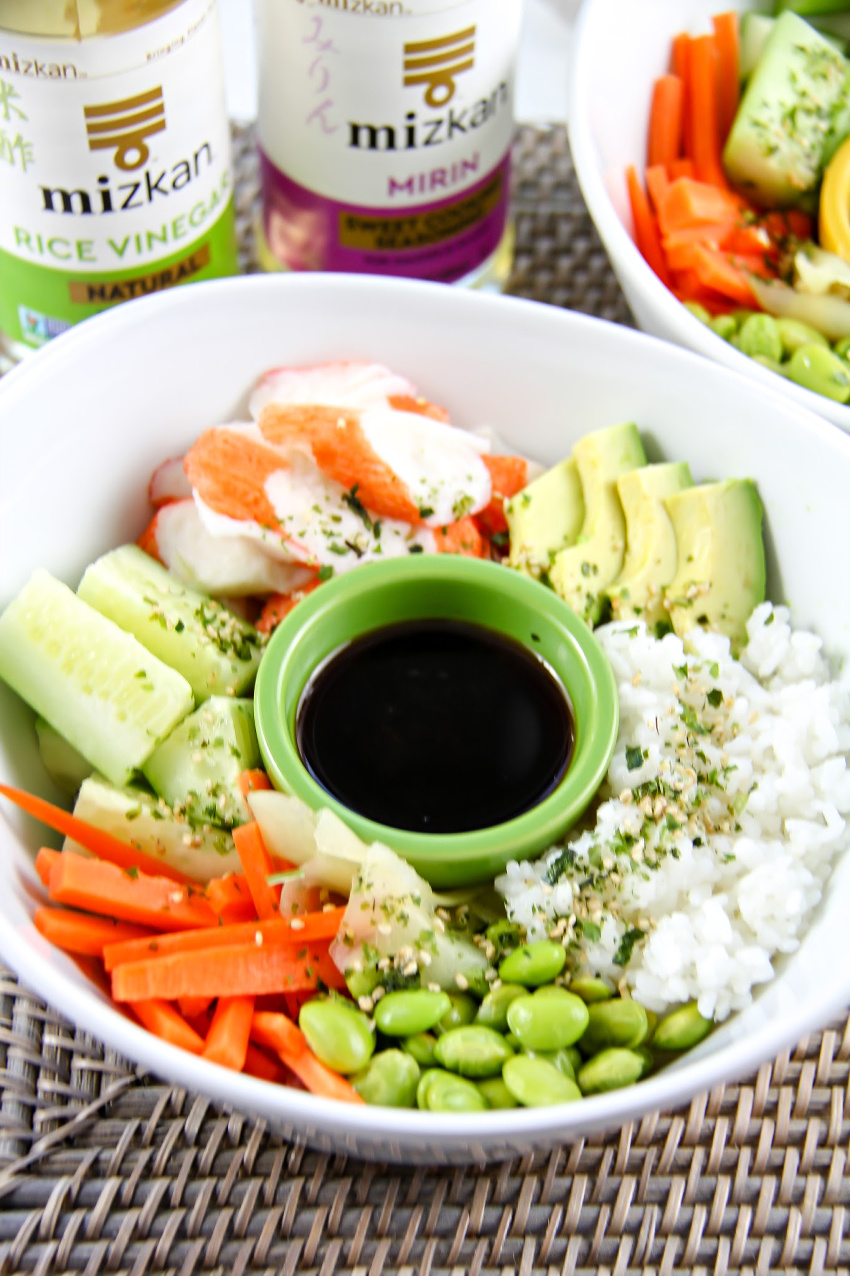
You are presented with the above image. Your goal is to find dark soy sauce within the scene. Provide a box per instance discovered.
[296,618,575,834]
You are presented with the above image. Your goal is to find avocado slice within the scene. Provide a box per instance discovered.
[548,422,647,624]
[606,462,694,629]
[723,11,850,208]
[663,479,766,654]
[505,456,584,578]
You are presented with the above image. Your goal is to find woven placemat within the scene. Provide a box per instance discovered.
[0,124,848,1275]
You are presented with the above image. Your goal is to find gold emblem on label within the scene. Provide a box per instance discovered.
[84,86,166,171]
[403,26,476,108]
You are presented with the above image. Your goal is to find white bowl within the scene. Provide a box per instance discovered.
[1,273,850,1165]
[568,0,850,435]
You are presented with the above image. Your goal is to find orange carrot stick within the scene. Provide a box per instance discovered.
[206,873,257,924]
[671,32,693,159]
[626,166,671,286]
[250,1011,364,1104]
[111,940,345,1002]
[244,1041,291,1084]
[647,74,684,168]
[178,994,214,1019]
[132,998,206,1054]
[34,847,62,887]
[0,782,190,885]
[668,158,695,182]
[656,177,742,236]
[237,770,272,798]
[687,35,726,188]
[202,995,255,1070]
[48,852,217,932]
[34,907,154,957]
[102,907,346,971]
[712,11,740,143]
[645,164,670,216]
[233,821,282,921]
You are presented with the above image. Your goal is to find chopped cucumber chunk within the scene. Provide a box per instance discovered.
[142,697,261,829]
[77,545,265,703]
[66,776,241,882]
[35,718,93,797]
[0,570,193,787]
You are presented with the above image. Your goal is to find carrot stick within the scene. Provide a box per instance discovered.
[132,998,206,1054]
[111,940,345,1002]
[656,177,742,236]
[244,1041,290,1084]
[206,873,257,924]
[0,782,190,885]
[626,166,671,286]
[34,847,62,887]
[712,11,740,143]
[178,994,214,1019]
[202,995,255,1070]
[250,1011,364,1104]
[668,158,695,182]
[48,852,218,932]
[671,32,693,159]
[687,35,727,188]
[233,822,281,921]
[647,74,684,168]
[237,770,272,798]
[102,906,346,971]
[34,907,154,957]
[645,164,670,216]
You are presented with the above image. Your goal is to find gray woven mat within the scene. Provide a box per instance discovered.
[1,124,848,1275]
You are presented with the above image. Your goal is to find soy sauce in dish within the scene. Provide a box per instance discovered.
[296,618,574,834]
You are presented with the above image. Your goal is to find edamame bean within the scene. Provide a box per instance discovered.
[416,1068,442,1110]
[787,343,850,402]
[374,989,451,1037]
[433,1025,514,1078]
[477,1077,519,1109]
[498,939,567,987]
[401,1032,438,1068]
[737,313,783,362]
[684,301,712,324]
[502,1055,583,1107]
[435,992,478,1034]
[506,988,589,1052]
[569,976,614,1004]
[299,998,375,1075]
[419,1069,489,1112]
[752,354,788,378]
[526,1048,577,1082]
[776,317,829,356]
[652,1001,713,1051]
[353,1049,420,1107]
[709,314,738,341]
[485,919,523,960]
[577,1048,645,1095]
[579,998,649,1054]
[834,335,850,360]
[475,983,526,1032]
[633,1046,655,1078]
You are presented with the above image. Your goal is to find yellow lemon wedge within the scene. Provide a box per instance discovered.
[820,136,850,263]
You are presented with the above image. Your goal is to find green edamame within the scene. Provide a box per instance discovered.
[477,1077,519,1109]
[374,989,451,1037]
[526,1048,577,1082]
[580,998,650,1054]
[418,1068,489,1112]
[401,1032,438,1068]
[498,939,567,987]
[298,998,375,1075]
[787,343,850,402]
[435,992,478,1034]
[752,354,788,378]
[738,313,783,362]
[569,976,614,1004]
[834,335,850,360]
[684,301,712,324]
[776,317,828,356]
[475,983,526,1032]
[506,988,589,1052]
[433,1025,514,1078]
[577,1048,646,1095]
[353,1049,420,1107]
[652,1001,713,1051]
[502,1055,583,1107]
[709,314,738,341]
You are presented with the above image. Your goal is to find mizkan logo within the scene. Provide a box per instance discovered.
[84,86,166,171]
[402,26,475,108]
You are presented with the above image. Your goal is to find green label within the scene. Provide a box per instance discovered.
[0,197,238,349]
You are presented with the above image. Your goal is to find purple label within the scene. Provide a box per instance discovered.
[259,149,510,282]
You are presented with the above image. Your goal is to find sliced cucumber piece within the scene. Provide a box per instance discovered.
[739,12,776,80]
[77,545,265,703]
[142,697,261,829]
[0,570,194,787]
[65,775,241,882]
[35,717,93,797]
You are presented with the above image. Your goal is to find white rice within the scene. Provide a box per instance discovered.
[495,604,850,1021]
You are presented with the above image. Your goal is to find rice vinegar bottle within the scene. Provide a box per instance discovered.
[253,0,522,290]
[0,0,238,368]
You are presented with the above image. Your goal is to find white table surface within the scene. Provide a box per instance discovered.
[219,0,580,125]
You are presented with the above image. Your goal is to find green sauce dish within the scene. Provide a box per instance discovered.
[254,555,618,888]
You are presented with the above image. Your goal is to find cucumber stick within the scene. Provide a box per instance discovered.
[143,697,261,829]
[77,545,265,703]
[66,776,241,882]
[0,570,194,787]
[35,717,93,797]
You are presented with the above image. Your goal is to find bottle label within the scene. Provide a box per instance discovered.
[0,0,237,351]
[255,0,521,282]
